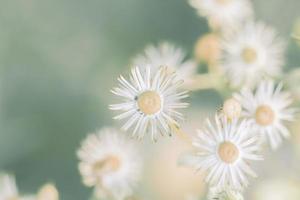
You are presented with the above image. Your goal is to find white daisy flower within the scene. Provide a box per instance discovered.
[188,0,253,30]
[221,22,285,88]
[110,66,189,141]
[188,115,263,190]
[77,128,142,200]
[234,80,295,150]
[132,42,197,85]
[208,187,244,200]
[0,173,35,200]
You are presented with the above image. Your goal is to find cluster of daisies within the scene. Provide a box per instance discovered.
[1,0,298,200]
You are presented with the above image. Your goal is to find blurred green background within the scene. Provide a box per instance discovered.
[0,0,300,199]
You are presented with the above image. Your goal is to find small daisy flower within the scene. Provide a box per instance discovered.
[188,115,263,190]
[234,80,295,150]
[77,128,142,200]
[208,187,244,200]
[0,173,35,200]
[221,22,286,88]
[132,42,197,85]
[188,0,253,30]
[110,66,189,141]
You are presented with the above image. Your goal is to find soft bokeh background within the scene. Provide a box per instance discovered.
[0,0,300,199]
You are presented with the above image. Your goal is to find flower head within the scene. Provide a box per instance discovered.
[221,98,242,121]
[194,33,221,65]
[234,80,295,150]
[37,184,59,200]
[221,22,285,88]
[110,66,189,141]
[77,128,142,200]
[132,42,197,85]
[188,115,262,190]
[189,0,253,30]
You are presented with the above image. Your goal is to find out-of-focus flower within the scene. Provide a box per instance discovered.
[147,138,205,200]
[188,0,253,31]
[194,33,221,66]
[37,183,59,200]
[77,128,142,200]
[207,187,244,200]
[252,179,300,200]
[186,115,262,190]
[235,80,295,150]
[110,66,189,141]
[0,173,35,200]
[221,98,242,121]
[221,22,285,88]
[132,42,197,85]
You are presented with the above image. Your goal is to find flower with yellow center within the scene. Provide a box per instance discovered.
[222,98,242,120]
[234,80,295,150]
[132,42,197,86]
[77,128,142,200]
[186,115,263,189]
[221,22,285,88]
[188,0,253,31]
[110,66,189,141]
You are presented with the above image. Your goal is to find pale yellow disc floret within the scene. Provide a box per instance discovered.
[93,155,122,176]
[241,47,257,64]
[218,141,240,164]
[137,91,162,115]
[255,105,275,126]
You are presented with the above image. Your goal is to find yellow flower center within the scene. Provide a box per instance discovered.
[218,142,239,163]
[216,0,232,5]
[223,98,241,120]
[137,91,161,115]
[255,105,275,126]
[241,47,257,64]
[93,155,121,175]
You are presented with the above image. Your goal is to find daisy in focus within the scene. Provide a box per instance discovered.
[221,22,285,88]
[207,187,244,200]
[110,66,189,141]
[132,42,197,85]
[234,80,295,150]
[187,115,262,190]
[0,173,35,200]
[77,128,142,200]
[188,0,253,31]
